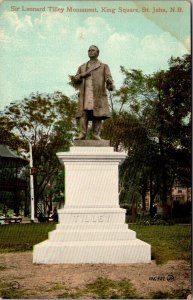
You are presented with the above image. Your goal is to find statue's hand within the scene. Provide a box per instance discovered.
[106,78,113,85]
[107,84,115,91]
[107,79,115,91]
[106,79,115,91]
[74,74,82,82]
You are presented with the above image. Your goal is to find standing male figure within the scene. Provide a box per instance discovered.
[74,45,114,140]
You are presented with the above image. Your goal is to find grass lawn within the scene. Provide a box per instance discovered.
[130,224,191,264]
[0,223,56,252]
[0,223,191,264]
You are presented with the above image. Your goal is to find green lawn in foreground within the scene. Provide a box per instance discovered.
[130,224,191,264]
[0,224,191,264]
[0,223,56,252]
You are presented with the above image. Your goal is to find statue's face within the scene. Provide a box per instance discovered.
[88,46,99,59]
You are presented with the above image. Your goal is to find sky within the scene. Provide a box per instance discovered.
[0,0,191,110]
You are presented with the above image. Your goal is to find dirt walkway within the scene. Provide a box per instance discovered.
[0,252,191,299]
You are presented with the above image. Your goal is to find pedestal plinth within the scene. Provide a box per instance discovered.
[33,142,151,264]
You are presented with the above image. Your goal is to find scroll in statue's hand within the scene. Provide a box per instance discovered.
[80,71,91,79]
[74,71,91,82]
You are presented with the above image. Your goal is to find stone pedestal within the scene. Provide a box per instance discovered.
[33,143,151,264]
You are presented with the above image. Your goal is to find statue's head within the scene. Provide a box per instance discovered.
[88,45,99,59]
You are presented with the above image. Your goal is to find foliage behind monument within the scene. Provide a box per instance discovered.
[102,54,191,219]
[0,92,77,215]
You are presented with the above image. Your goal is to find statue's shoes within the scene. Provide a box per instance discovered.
[74,133,86,140]
[92,134,102,140]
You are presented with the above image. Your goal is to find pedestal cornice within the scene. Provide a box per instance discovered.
[57,147,127,163]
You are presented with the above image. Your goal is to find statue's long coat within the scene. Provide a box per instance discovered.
[75,60,113,120]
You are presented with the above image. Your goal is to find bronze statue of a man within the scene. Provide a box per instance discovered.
[74,45,114,140]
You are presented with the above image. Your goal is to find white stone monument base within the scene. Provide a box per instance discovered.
[33,241,150,264]
[33,208,151,264]
[33,144,151,264]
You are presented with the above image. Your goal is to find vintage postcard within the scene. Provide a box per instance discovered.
[0,0,191,299]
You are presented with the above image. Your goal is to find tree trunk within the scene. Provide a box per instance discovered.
[131,193,138,223]
[141,181,147,212]
[24,189,29,217]
[34,175,38,218]
[142,195,146,212]
[159,136,169,220]
[149,172,154,218]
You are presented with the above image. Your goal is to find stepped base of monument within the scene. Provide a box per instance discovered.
[33,146,151,264]
[33,239,151,264]
[33,207,151,264]
[48,228,136,241]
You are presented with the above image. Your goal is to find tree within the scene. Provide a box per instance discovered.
[102,70,163,217]
[161,55,191,187]
[102,54,191,220]
[0,92,77,216]
[143,55,191,217]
